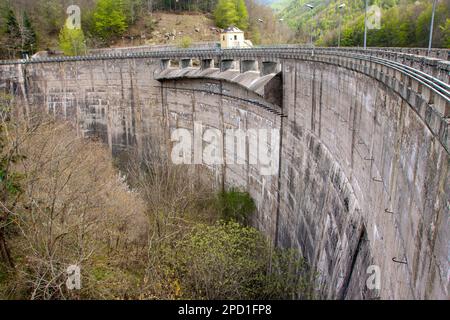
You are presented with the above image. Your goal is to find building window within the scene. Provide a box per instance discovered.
[234,35,237,40]
[223,35,225,41]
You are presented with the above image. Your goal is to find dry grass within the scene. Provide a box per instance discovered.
[118,11,218,46]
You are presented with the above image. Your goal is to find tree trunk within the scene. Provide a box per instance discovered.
[0,228,14,268]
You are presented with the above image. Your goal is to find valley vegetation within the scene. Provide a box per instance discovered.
[0,96,314,299]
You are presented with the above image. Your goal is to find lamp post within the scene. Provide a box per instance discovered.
[337,3,345,47]
[428,0,437,54]
[305,4,315,45]
[363,0,368,49]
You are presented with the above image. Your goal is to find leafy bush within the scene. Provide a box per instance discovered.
[59,24,87,56]
[93,0,128,41]
[178,36,193,48]
[157,221,313,299]
[216,188,256,224]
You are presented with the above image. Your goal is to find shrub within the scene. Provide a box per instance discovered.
[93,0,128,41]
[59,24,86,56]
[216,188,256,224]
[155,221,313,299]
[178,36,193,48]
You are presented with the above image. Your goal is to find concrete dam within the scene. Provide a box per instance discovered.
[0,47,448,300]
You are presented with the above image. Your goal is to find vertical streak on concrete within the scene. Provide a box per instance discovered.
[86,61,95,139]
[294,62,297,130]
[369,81,380,190]
[62,63,67,118]
[311,65,316,133]
[245,107,250,190]
[318,72,323,138]
[104,60,112,149]
[42,67,48,120]
[161,82,170,159]
[89,61,94,92]
[274,108,284,247]
[341,226,366,299]
[191,85,201,188]
[17,64,30,119]
[75,61,81,138]
[219,81,226,192]
[129,60,137,146]
[350,91,358,170]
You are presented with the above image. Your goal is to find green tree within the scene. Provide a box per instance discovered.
[3,8,21,58]
[93,0,128,41]
[214,0,238,29]
[22,12,37,55]
[59,24,86,56]
[214,0,249,30]
[37,0,64,36]
[443,19,450,48]
[235,0,249,30]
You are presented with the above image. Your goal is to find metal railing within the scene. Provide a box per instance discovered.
[1,46,448,63]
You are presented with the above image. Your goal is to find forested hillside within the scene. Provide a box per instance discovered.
[0,0,293,59]
[277,0,449,47]
[0,0,448,60]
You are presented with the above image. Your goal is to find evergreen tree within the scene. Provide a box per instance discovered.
[3,8,21,58]
[22,12,37,54]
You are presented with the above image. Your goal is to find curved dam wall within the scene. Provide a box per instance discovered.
[0,50,448,300]
[159,77,282,239]
[280,59,448,299]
